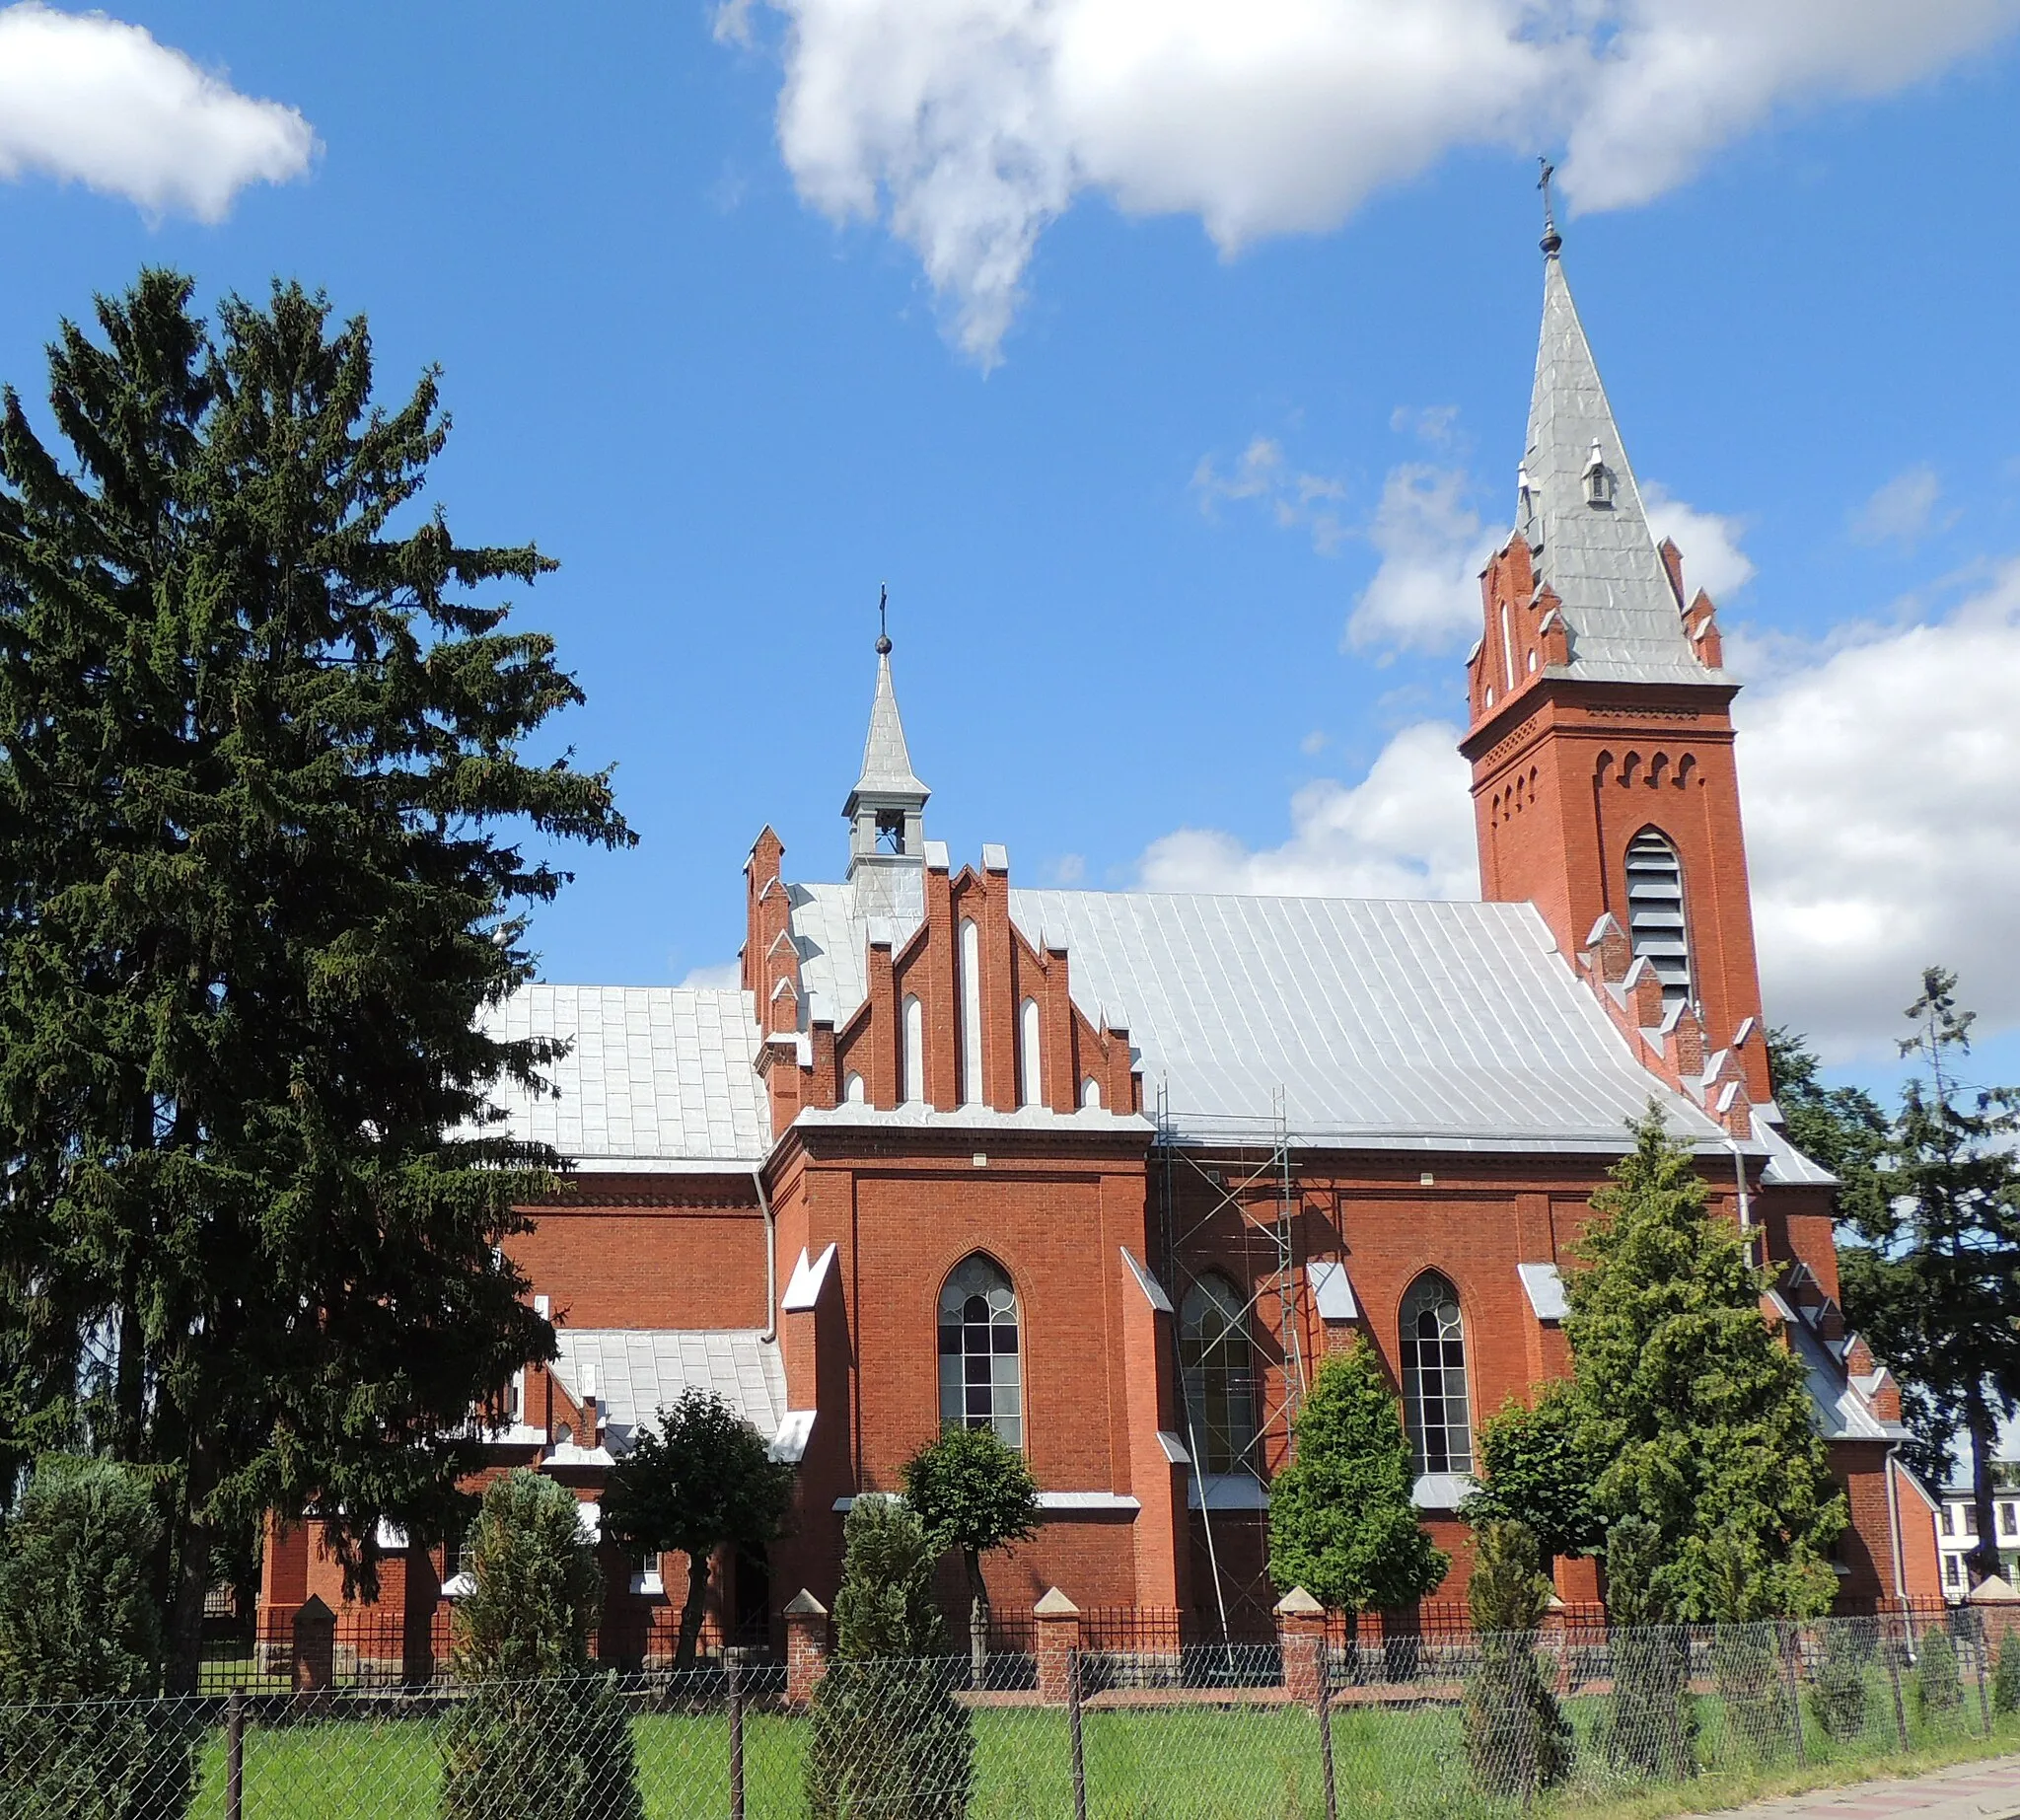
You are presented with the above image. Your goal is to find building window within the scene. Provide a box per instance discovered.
[1080,1077,1102,1110]
[958,918,982,1106]
[876,809,905,854]
[1019,997,1043,1107]
[902,994,924,1104]
[1964,1504,1981,1538]
[1624,828,1692,1013]
[1180,1274,1258,1476]
[2001,1501,2017,1538]
[938,1256,1022,1449]
[1400,1272,1473,1477]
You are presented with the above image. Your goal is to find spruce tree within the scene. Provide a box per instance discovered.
[1837,972,2020,1580]
[807,1495,974,1820]
[1267,1339,1448,1644]
[439,1471,643,1820]
[1565,1111,1845,1624]
[0,271,631,1686]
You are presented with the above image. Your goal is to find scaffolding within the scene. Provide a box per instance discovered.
[1154,1083,1308,1644]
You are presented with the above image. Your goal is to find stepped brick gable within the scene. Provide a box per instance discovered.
[259,229,1941,1670]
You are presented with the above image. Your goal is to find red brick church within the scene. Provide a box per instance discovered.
[259,229,1943,1663]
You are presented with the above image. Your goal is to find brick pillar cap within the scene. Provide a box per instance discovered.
[1034,1587,1080,1618]
[294,1594,335,1627]
[783,1588,829,1617]
[1273,1587,1324,1617]
[1970,1574,2020,1604]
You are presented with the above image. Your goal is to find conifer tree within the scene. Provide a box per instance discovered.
[1267,1338,1447,1643]
[0,271,631,1687]
[1838,972,2020,1581]
[0,1456,191,1820]
[1460,1519,1573,1798]
[1565,1111,1845,1623]
[439,1471,643,1820]
[807,1495,974,1820]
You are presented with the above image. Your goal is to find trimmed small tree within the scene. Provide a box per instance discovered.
[807,1495,974,1820]
[1267,1338,1448,1646]
[902,1425,1041,1683]
[0,1456,191,1820]
[602,1390,796,1671]
[1565,1110,1846,1625]
[1460,1387,1601,1574]
[439,1471,643,1820]
[1912,1625,1963,1725]
[1595,1516,1696,1782]
[1460,1519,1574,1799]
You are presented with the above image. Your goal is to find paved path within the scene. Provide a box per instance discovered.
[1693,1754,2020,1818]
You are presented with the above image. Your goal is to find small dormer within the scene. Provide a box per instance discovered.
[843,621,931,915]
[1582,439,1615,508]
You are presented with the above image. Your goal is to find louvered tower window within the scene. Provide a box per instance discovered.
[1624,829,1691,1012]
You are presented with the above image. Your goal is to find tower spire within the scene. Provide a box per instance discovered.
[844,590,930,899]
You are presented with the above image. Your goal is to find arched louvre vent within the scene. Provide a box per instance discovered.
[1624,830,1691,1011]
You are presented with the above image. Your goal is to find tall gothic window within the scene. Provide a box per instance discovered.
[1018,997,1043,1107]
[901,994,925,1104]
[938,1256,1022,1449]
[1400,1272,1473,1477]
[1180,1274,1257,1476]
[1624,828,1692,1012]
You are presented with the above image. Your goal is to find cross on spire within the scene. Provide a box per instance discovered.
[1538,156,1562,258]
[876,582,892,656]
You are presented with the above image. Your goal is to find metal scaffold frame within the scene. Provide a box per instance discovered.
[1154,1083,1308,1646]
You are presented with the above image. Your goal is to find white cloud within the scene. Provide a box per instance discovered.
[1134,561,2020,1058]
[1737,560,2020,1057]
[1192,435,1347,554]
[679,960,745,990]
[1641,482,1755,603]
[1851,465,1943,546]
[0,4,314,220]
[1137,720,1478,901]
[1345,464,1498,653]
[740,0,2020,360]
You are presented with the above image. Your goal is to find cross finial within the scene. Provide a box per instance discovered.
[876,583,892,656]
[1538,156,1562,258]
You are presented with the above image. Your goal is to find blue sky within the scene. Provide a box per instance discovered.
[3,1,2019,1108]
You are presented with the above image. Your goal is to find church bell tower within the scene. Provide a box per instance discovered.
[1459,199,1769,1102]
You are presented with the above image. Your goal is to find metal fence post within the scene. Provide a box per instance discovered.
[727,1657,745,1820]
[225,1686,245,1820]
[1885,1615,1912,1750]
[1066,1646,1087,1820]
[1779,1624,1808,1768]
[1976,1614,1994,1736]
[1316,1638,1338,1820]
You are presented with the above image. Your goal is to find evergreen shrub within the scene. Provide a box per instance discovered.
[438,1471,643,1820]
[1808,1623,1870,1741]
[1994,1630,2020,1716]
[1912,1626,1962,1725]
[807,1496,974,1820]
[0,1456,190,1820]
[1459,1520,1574,1798]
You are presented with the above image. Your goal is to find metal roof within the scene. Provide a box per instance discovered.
[549,1328,786,1443]
[1765,1294,1900,1443]
[478,984,769,1167]
[1523,252,1732,689]
[844,648,929,813]
[1004,888,1734,1151]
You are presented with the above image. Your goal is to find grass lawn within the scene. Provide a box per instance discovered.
[176,1675,2020,1819]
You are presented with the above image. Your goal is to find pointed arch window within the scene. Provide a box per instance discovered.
[958,918,982,1106]
[1624,829,1692,1012]
[1018,997,1043,1108]
[1400,1273,1473,1476]
[902,994,925,1105]
[938,1256,1022,1449]
[1180,1274,1258,1476]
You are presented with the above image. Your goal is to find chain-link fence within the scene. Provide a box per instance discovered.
[7,1613,2014,1819]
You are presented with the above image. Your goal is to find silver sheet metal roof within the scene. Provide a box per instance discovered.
[1004,888,1731,1152]
[479,984,769,1167]
[550,1328,786,1442]
[1524,252,1732,689]
[1766,1294,1900,1443]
